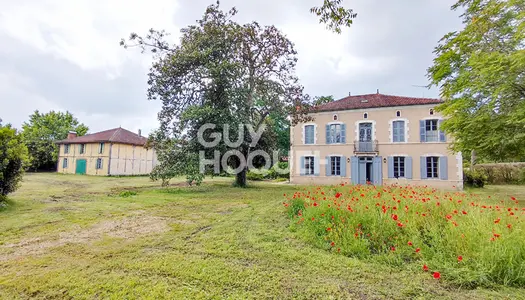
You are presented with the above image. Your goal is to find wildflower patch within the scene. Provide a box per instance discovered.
[283,184,525,287]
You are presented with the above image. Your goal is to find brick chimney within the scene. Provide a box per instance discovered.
[67,131,77,139]
[138,129,142,137]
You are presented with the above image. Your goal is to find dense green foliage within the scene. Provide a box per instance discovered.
[122,3,311,187]
[313,95,335,106]
[0,124,29,198]
[285,184,525,287]
[21,110,88,171]
[428,0,525,162]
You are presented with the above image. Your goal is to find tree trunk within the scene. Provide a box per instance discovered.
[470,149,477,171]
[235,167,247,188]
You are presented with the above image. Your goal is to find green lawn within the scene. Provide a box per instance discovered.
[0,174,524,299]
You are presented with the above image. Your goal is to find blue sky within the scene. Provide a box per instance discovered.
[0,0,462,136]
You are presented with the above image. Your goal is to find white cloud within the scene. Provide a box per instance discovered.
[0,0,180,75]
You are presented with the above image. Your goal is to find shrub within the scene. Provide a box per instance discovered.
[265,162,289,179]
[283,184,525,287]
[463,169,487,188]
[246,171,264,181]
[474,163,525,185]
[0,124,29,199]
[119,190,138,197]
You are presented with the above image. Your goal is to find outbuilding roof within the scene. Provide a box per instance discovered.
[55,127,147,146]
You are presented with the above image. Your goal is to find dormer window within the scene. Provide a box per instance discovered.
[396,111,401,117]
[364,113,368,119]
[430,109,434,115]
[333,114,338,121]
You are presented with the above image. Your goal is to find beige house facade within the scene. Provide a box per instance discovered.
[290,93,463,190]
[56,127,157,176]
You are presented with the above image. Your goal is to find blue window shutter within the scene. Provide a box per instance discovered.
[440,156,448,180]
[420,156,427,179]
[399,121,405,142]
[420,120,426,142]
[373,156,383,185]
[341,156,347,177]
[341,124,346,143]
[326,156,331,176]
[392,122,398,142]
[351,157,359,184]
[300,156,305,175]
[387,156,394,178]
[406,157,413,179]
[325,125,331,144]
[439,120,446,142]
[314,157,320,176]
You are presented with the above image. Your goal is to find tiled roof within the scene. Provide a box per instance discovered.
[56,127,147,146]
[313,93,443,112]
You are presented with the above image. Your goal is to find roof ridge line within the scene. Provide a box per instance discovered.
[108,127,121,142]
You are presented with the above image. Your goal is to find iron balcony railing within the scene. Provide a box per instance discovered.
[354,140,379,153]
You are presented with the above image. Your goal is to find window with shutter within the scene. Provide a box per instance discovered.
[304,125,314,144]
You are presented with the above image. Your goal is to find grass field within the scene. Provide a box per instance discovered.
[1,173,524,299]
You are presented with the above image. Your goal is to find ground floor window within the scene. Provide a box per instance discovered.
[393,156,405,178]
[305,156,315,175]
[63,158,68,168]
[331,156,341,176]
[426,156,439,178]
[96,158,103,169]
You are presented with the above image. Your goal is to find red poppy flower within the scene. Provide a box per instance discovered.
[391,214,398,221]
[462,210,467,215]
[313,202,319,207]
[360,193,365,197]
[446,215,452,220]
[330,241,335,247]
[311,217,315,221]
[493,233,501,238]
[511,196,516,201]
[415,248,421,253]
[408,241,413,246]
[283,193,286,197]
[397,222,404,227]
[507,224,512,229]
[326,227,332,231]
[423,265,429,271]
[335,192,342,199]
[457,256,463,262]
[494,218,501,224]
[391,246,396,251]
[433,272,441,279]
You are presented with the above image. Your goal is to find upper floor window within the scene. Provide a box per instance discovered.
[98,143,104,154]
[326,124,346,144]
[424,120,439,142]
[363,113,368,119]
[304,125,315,144]
[392,121,405,142]
[79,144,86,154]
[333,114,338,121]
[396,111,401,117]
[64,144,70,154]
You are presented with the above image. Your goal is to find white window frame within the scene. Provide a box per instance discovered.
[302,123,317,145]
[393,156,406,178]
[79,144,86,154]
[326,121,344,144]
[64,144,70,154]
[330,155,342,176]
[355,120,376,142]
[425,156,440,179]
[304,156,315,175]
[98,142,104,154]
[63,158,68,168]
[389,118,409,143]
[96,158,103,169]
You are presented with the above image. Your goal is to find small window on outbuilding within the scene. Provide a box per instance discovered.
[396,111,401,117]
[364,113,368,119]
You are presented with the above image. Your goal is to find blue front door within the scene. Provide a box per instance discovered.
[353,156,382,185]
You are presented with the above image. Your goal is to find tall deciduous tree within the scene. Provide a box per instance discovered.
[121,2,311,187]
[313,95,335,106]
[22,111,88,171]
[311,0,357,33]
[0,123,29,199]
[428,0,525,162]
